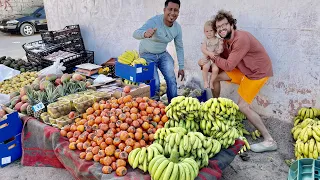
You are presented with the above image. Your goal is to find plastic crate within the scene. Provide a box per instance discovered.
[115,61,154,82]
[0,133,22,167]
[0,112,22,143]
[22,40,62,57]
[288,158,320,180]
[40,25,85,52]
[196,90,207,102]
[28,50,94,73]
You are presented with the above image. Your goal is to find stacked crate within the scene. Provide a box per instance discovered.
[0,112,23,167]
[23,25,94,73]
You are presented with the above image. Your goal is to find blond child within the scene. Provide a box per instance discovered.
[198,21,224,89]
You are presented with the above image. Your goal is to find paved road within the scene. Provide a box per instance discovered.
[0,32,41,59]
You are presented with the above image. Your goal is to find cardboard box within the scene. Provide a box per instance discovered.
[112,84,151,98]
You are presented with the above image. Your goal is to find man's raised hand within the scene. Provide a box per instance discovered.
[144,28,157,38]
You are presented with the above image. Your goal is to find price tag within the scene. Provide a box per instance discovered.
[1,156,11,165]
[130,76,133,81]
[32,102,45,112]
[136,67,142,73]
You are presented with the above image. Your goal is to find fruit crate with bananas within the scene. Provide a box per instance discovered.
[115,50,155,82]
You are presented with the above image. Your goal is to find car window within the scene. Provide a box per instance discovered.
[20,7,39,15]
[38,9,45,16]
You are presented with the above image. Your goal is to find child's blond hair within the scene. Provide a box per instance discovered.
[204,21,213,31]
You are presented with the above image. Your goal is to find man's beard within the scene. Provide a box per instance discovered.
[224,30,232,40]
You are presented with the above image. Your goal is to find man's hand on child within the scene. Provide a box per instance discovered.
[144,28,157,38]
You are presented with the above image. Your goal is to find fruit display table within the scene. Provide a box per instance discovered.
[21,116,244,180]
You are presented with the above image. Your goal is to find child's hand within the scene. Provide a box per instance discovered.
[209,52,216,59]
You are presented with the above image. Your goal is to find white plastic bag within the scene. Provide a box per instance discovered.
[38,61,66,76]
[0,65,20,82]
[93,74,113,85]
[0,93,10,105]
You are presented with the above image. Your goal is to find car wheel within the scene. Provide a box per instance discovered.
[20,23,34,36]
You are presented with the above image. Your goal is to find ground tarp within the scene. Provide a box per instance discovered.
[21,117,244,180]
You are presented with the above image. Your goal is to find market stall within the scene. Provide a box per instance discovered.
[21,116,244,180]
[0,24,257,180]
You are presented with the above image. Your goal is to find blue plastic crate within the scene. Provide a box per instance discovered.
[0,112,22,143]
[115,61,154,82]
[288,158,320,180]
[196,90,207,102]
[0,133,22,167]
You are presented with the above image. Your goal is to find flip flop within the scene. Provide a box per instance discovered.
[250,142,278,153]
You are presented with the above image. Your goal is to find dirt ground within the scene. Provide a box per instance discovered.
[0,117,293,180]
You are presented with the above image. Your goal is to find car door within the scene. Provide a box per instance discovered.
[33,7,47,31]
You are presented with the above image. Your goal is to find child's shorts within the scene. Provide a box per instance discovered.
[225,68,269,104]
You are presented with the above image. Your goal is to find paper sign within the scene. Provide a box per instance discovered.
[32,102,45,112]
[136,67,142,73]
[130,76,133,81]
[1,156,11,165]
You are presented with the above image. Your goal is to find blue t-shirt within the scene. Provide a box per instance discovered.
[133,14,184,69]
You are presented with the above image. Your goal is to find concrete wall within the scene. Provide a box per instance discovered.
[0,0,43,19]
[43,0,320,122]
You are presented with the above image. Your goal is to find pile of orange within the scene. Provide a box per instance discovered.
[60,95,168,176]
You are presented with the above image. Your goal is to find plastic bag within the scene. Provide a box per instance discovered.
[0,65,20,82]
[38,61,66,77]
[182,76,203,90]
[0,93,10,105]
[93,74,113,85]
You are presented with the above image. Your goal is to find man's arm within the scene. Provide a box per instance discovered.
[133,18,157,40]
[174,26,184,70]
[214,36,250,71]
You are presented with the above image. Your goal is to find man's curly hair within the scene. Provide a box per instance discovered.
[212,10,237,32]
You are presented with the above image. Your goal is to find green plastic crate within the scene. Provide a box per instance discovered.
[288,158,320,180]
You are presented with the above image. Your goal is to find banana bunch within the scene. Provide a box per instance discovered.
[131,58,147,66]
[238,136,251,154]
[128,143,164,172]
[165,96,201,122]
[298,107,320,120]
[235,122,250,137]
[200,118,241,149]
[118,50,139,65]
[235,111,247,121]
[121,78,139,86]
[251,130,262,140]
[291,118,320,159]
[200,117,234,136]
[154,127,187,146]
[148,151,199,180]
[164,119,200,132]
[217,127,241,149]
[200,97,239,122]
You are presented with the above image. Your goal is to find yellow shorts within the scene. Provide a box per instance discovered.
[225,69,269,104]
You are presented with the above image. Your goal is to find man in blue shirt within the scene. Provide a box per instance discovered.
[133,0,184,102]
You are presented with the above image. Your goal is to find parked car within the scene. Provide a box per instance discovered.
[0,6,47,36]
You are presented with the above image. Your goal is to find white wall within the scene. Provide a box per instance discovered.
[43,0,320,122]
[0,0,43,19]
